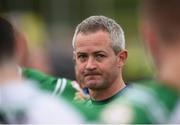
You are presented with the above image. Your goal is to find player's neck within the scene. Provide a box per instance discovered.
[158,48,180,90]
[0,62,21,83]
[89,78,126,101]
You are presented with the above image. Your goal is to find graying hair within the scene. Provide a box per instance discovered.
[72,15,125,54]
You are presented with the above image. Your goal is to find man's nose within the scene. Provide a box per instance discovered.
[85,57,97,70]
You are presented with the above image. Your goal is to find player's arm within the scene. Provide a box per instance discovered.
[22,68,78,101]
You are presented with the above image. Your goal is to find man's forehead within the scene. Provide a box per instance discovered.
[75,31,111,43]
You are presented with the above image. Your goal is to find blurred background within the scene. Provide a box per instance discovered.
[0,0,153,82]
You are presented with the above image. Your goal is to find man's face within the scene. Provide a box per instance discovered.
[74,30,123,91]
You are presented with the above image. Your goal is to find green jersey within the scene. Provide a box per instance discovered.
[22,68,101,123]
[22,68,79,102]
[100,79,179,123]
[79,86,129,122]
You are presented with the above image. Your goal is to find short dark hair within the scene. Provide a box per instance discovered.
[140,0,180,43]
[0,17,15,62]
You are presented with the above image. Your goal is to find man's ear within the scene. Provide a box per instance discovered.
[140,20,163,68]
[140,20,159,54]
[15,30,29,66]
[117,50,128,67]
[73,51,76,63]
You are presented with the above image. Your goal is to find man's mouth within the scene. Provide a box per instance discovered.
[84,73,100,77]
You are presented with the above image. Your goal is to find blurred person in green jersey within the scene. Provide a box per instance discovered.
[0,16,84,124]
[100,0,180,123]
[10,22,83,102]
[3,13,84,102]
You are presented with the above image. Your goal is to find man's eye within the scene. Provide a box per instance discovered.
[77,55,87,62]
[78,55,86,58]
[96,54,105,58]
[96,54,106,61]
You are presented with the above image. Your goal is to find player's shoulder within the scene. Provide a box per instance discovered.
[100,79,179,123]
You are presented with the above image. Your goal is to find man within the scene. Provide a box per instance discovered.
[100,0,180,123]
[19,16,128,123]
[0,17,83,124]
[72,15,128,104]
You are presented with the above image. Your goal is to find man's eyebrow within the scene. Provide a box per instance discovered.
[94,51,107,54]
[76,52,87,55]
[76,51,107,55]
